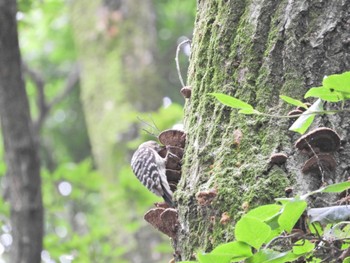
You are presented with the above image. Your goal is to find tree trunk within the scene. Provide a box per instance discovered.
[70,0,168,262]
[0,1,43,262]
[176,0,350,260]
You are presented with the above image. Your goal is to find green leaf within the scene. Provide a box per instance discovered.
[197,253,232,263]
[289,113,315,134]
[289,99,323,134]
[323,71,350,94]
[274,198,293,205]
[245,249,300,263]
[238,108,260,115]
[179,262,197,263]
[292,239,315,255]
[245,204,282,222]
[278,200,307,233]
[343,257,350,263]
[211,241,253,262]
[319,181,350,193]
[341,242,350,250]
[304,86,344,102]
[279,95,308,108]
[235,216,271,249]
[309,222,323,236]
[209,93,253,110]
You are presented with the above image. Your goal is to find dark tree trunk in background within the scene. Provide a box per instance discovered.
[176,0,350,260]
[0,1,43,262]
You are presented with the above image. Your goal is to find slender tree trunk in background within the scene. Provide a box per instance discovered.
[176,0,350,260]
[70,0,167,262]
[71,0,162,178]
[0,1,43,262]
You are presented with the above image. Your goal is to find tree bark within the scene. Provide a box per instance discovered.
[0,1,43,263]
[176,0,350,260]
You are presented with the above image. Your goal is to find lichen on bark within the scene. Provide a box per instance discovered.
[175,0,350,260]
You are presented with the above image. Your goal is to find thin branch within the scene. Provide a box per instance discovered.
[136,116,158,138]
[22,62,80,132]
[22,61,47,116]
[175,39,191,87]
[305,140,326,183]
[264,232,299,249]
[47,63,80,108]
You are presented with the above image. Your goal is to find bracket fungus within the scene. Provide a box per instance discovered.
[165,154,182,170]
[302,153,337,174]
[158,129,186,148]
[295,127,341,155]
[288,109,304,117]
[166,169,181,182]
[158,146,184,159]
[269,153,288,165]
[180,86,192,99]
[285,187,293,197]
[144,208,178,239]
[296,103,311,112]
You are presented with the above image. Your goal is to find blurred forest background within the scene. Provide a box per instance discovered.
[0,0,196,262]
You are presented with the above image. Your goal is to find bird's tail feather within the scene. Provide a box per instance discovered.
[162,187,174,207]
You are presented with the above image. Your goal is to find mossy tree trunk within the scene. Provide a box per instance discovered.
[70,0,168,262]
[176,0,350,260]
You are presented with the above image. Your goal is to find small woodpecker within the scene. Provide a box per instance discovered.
[131,140,174,207]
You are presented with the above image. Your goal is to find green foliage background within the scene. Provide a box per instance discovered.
[0,0,196,262]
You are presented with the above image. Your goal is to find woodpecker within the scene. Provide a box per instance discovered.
[131,140,174,207]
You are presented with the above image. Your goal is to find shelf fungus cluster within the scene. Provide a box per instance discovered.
[158,129,186,193]
[294,127,340,175]
[143,129,186,238]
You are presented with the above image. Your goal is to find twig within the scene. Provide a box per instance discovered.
[305,140,326,183]
[47,63,80,108]
[175,39,191,87]
[136,116,158,138]
[22,62,47,115]
[22,62,80,132]
[264,232,299,249]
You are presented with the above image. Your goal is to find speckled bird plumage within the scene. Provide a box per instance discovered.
[131,141,173,206]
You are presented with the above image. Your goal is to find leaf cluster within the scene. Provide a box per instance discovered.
[209,71,350,134]
[181,182,350,263]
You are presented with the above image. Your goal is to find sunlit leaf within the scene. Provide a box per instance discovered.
[292,239,315,255]
[238,108,260,115]
[197,253,232,263]
[279,95,308,108]
[245,249,300,263]
[211,241,253,262]
[278,200,307,233]
[319,181,350,193]
[235,216,271,249]
[309,221,323,236]
[245,204,282,221]
[304,86,343,102]
[209,93,253,109]
[289,99,323,134]
[323,71,350,94]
